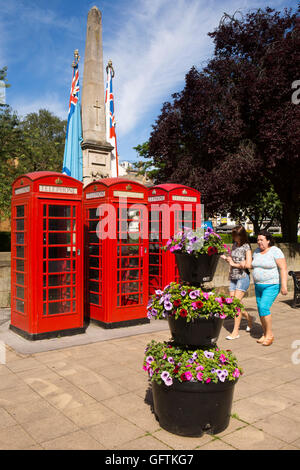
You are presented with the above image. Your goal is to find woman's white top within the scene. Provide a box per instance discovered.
[252,246,285,285]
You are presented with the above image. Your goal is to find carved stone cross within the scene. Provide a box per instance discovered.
[93,100,101,126]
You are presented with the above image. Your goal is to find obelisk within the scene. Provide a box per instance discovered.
[81,6,113,184]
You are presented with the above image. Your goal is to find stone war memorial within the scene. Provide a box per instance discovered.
[0,3,300,453]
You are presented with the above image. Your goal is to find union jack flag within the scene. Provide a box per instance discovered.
[105,61,119,177]
[68,65,80,111]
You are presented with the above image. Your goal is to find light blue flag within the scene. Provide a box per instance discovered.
[62,52,83,181]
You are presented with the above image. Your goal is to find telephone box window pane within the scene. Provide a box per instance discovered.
[43,303,47,315]
[89,232,99,244]
[121,294,139,305]
[16,286,24,299]
[150,255,160,265]
[72,301,76,311]
[48,246,71,259]
[16,219,24,231]
[48,260,71,273]
[89,293,99,305]
[89,269,99,280]
[49,219,71,231]
[72,260,76,271]
[48,206,71,218]
[121,257,139,268]
[89,257,99,268]
[89,245,99,256]
[16,299,24,313]
[43,290,47,301]
[89,208,98,219]
[128,245,139,255]
[16,233,24,244]
[89,220,98,231]
[16,246,24,258]
[150,243,160,252]
[16,273,24,285]
[150,265,159,275]
[89,281,99,293]
[127,270,140,280]
[48,274,71,286]
[16,206,24,218]
[16,259,24,271]
[48,301,71,315]
[150,233,159,241]
[121,282,139,294]
[49,233,71,245]
[49,287,71,300]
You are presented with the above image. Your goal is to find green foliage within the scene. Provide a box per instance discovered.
[133,141,164,182]
[143,340,242,386]
[0,106,24,219]
[0,107,67,220]
[147,282,243,321]
[229,184,282,235]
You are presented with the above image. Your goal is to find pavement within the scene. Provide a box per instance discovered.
[0,293,299,450]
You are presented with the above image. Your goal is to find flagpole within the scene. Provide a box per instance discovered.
[105,60,119,177]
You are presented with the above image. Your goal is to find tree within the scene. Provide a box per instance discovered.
[0,106,24,219]
[230,183,282,235]
[133,142,164,182]
[0,108,67,220]
[18,109,67,173]
[147,7,300,241]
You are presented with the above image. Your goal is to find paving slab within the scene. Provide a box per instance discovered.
[0,293,299,450]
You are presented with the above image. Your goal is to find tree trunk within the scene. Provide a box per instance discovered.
[280,201,299,243]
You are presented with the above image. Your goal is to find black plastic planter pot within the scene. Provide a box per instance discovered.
[168,315,223,348]
[175,253,219,284]
[152,378,237,437]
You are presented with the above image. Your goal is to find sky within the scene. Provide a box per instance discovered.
[0,0,296,163]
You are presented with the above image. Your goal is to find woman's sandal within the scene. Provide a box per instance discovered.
[262,336,274,346]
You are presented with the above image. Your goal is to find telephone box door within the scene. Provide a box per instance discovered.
[37,200,82,333]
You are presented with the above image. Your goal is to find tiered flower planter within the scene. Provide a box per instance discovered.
[152,377,237,437]
[175,252,220,284]
[143,228,242,437]
[167,315,223,348]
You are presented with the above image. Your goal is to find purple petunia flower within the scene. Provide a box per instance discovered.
[155,289,163,296]
[164,376,173,386]
[189,290,198,300]
[192,352,198,360]
[204,351,214,359]
[217,369,228,382]
[161,371,170,380]
[146,356,154,364]
[149,368,154,377]
[151,308,158,316]
[168,357,175,364]
[164,301,173,311]
[180,290,187,297]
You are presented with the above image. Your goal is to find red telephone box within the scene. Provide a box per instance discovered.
[10,172,84,340]
[148,184,201,294]
[83,178,149,328]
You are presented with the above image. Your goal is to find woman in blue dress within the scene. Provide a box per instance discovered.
[242,230,288,346]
